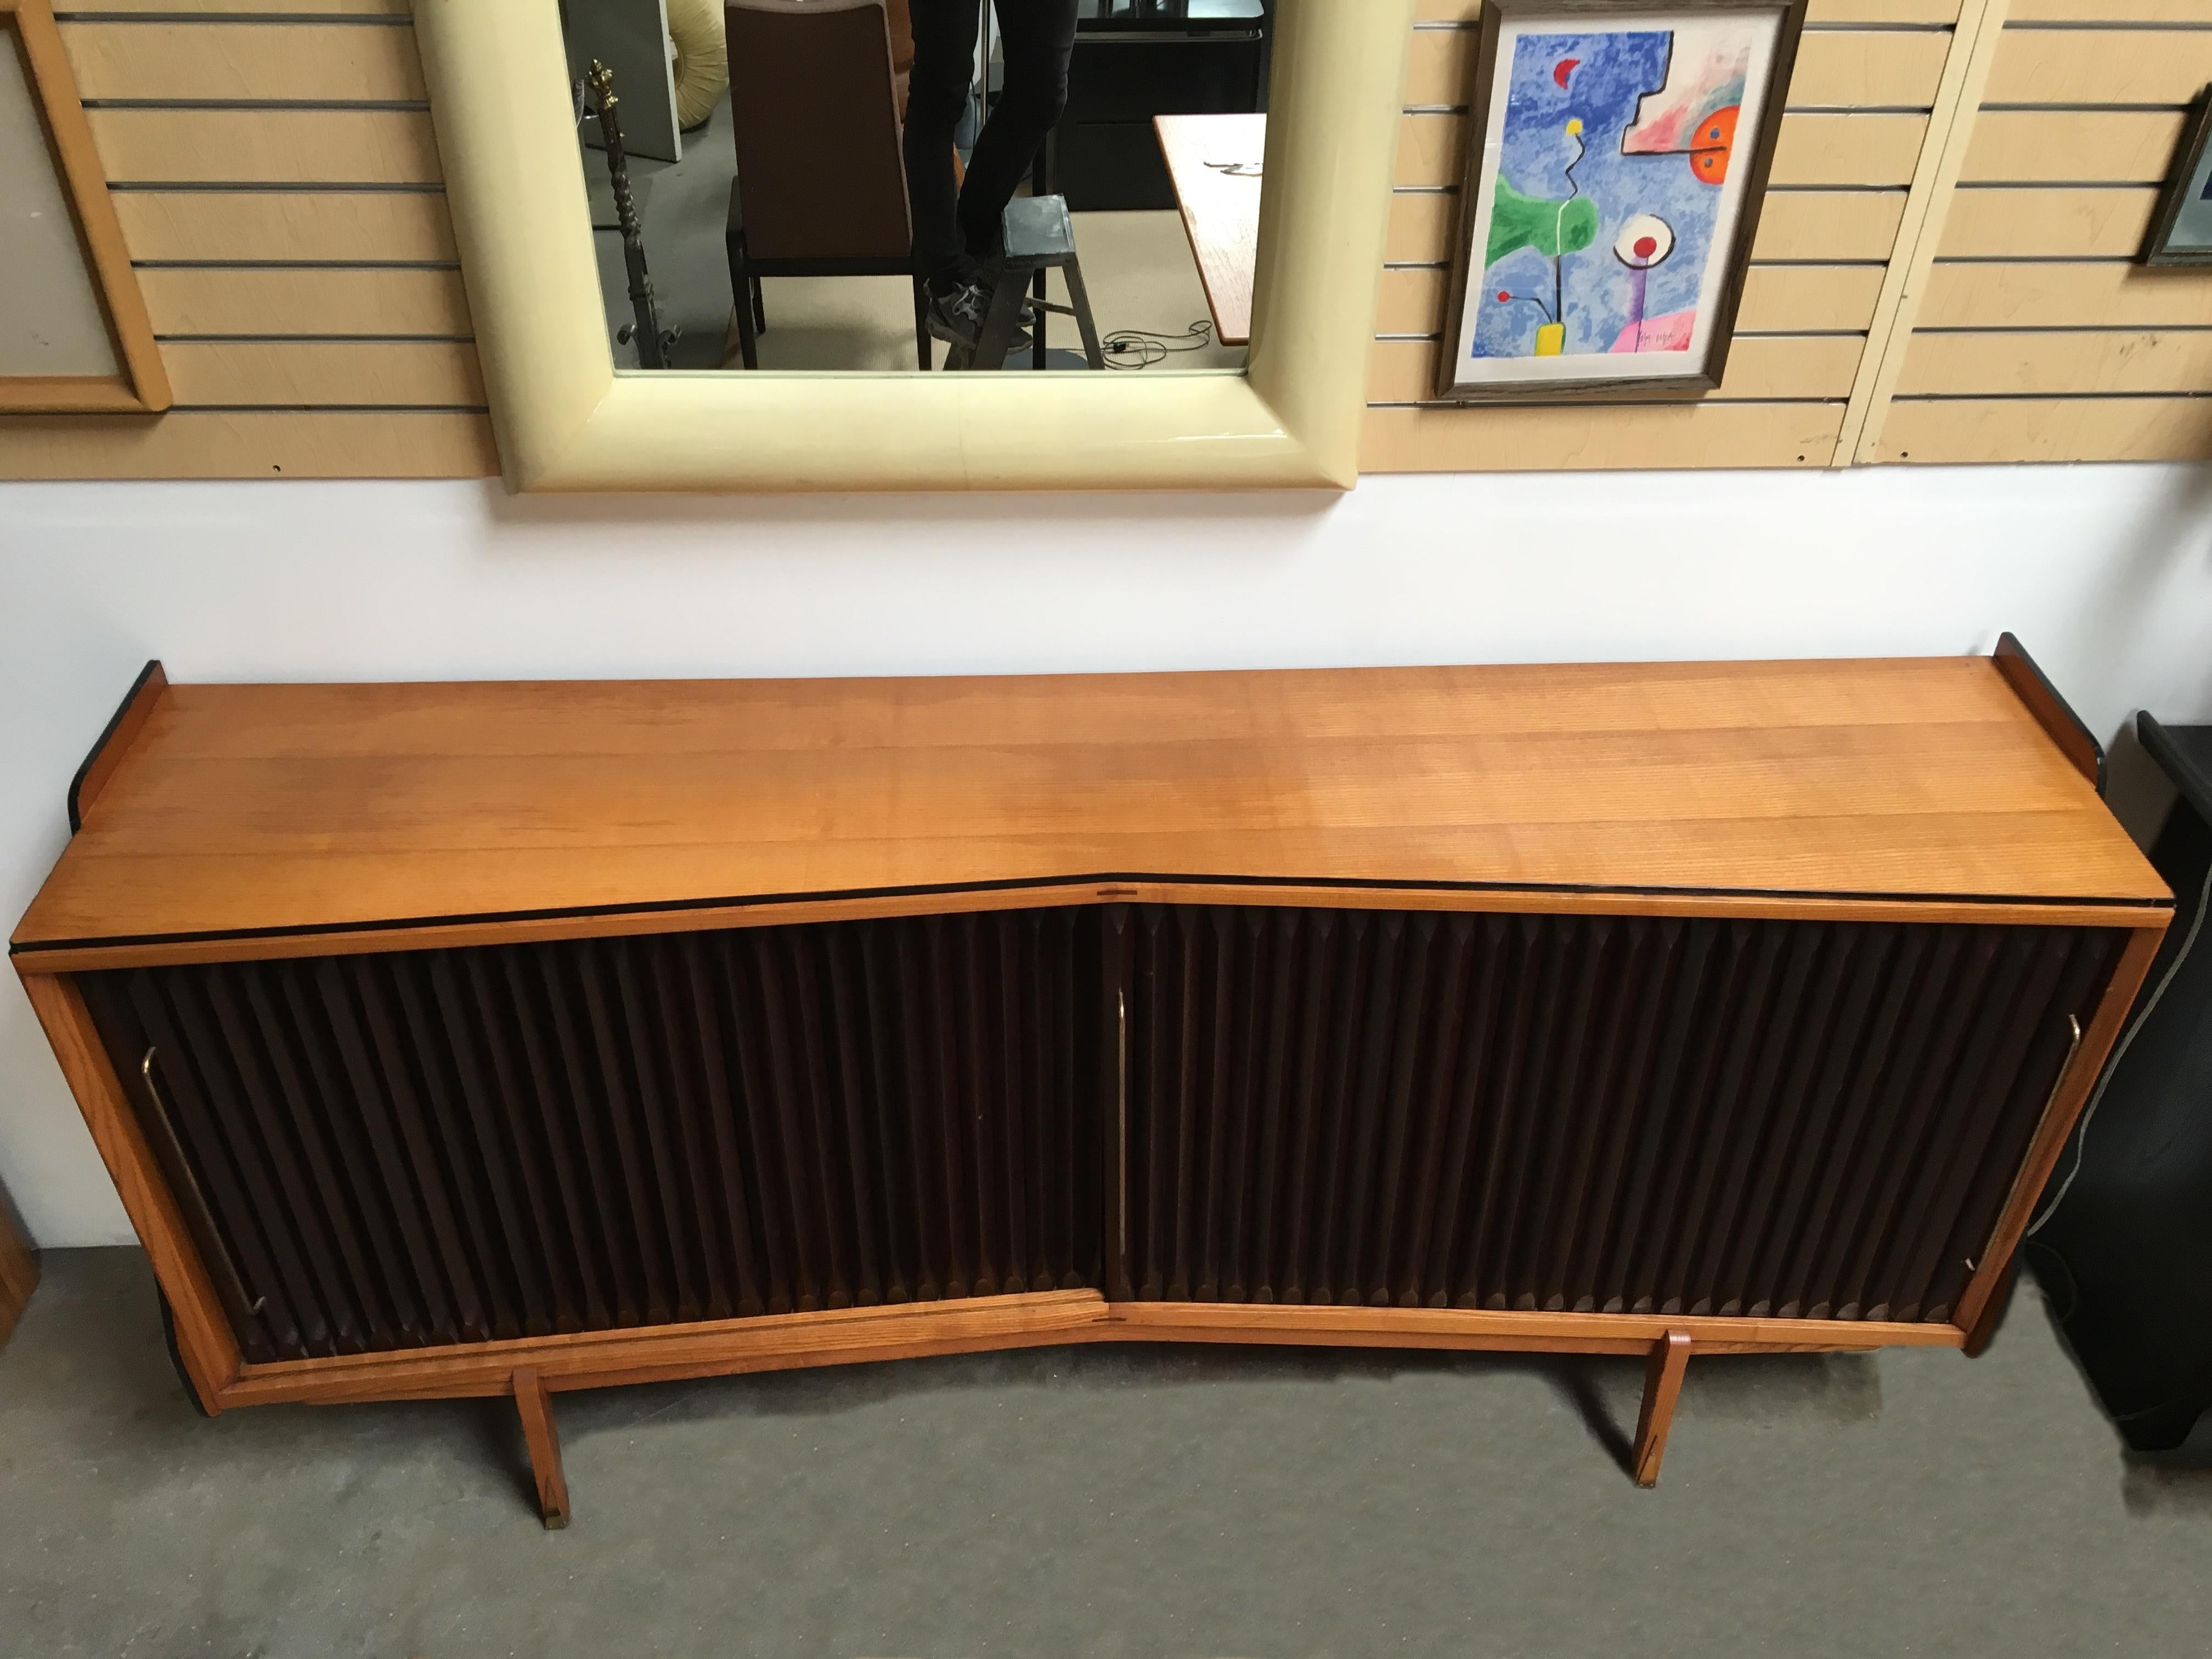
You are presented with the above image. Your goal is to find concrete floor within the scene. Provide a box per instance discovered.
[2,1249,2208,1658]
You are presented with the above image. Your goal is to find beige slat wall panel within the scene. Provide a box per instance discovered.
[1785,29,1951,109]
[1938,187,2160,257]
[1412,0,1962,19]
[0,413,495,480]
[112,190,457,264]
[1917,261,2212,328]
[1805,0,1962,17]
[1984,27,2212,108]
[1370,334,1866,405]
[1961,111,2192,184]
[1391,114,1466,190]
[139,268,472,337]
[86,109,441,185]
[1897,332,2212,397]
[1363,403,1849,472]
[162,342,484,407]
[59,21,425,103]
[1874,398,2212,464]
[1400,26,1950,109]
[1378,264,1888,339]
[1385,187,1909,266]
[5,2,491,482]
[60,2,413,14]
[1393,111,1932,189]
[1866,0,2212,462]
[2007,1,2212,21]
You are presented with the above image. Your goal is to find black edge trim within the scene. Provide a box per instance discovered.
[2137,714,2212,830]
[1994,632,2106,797]
[66,659,163,836]
[7,870,2170,960]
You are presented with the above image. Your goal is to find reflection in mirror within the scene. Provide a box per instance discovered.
[563,0,1272,374]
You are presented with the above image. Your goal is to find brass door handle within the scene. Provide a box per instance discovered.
[140,1047,268,1321]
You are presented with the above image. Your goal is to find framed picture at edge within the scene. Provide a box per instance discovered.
[1436,0,1808,402]
[2143,86,2212,267]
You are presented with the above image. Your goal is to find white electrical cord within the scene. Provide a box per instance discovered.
[2025,853,2212,1236]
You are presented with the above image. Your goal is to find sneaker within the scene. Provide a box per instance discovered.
[927,280,1031,354]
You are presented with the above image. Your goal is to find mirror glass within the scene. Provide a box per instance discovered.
[559,0,1272,375]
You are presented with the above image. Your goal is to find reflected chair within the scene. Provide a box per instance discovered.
[724,0,928,370]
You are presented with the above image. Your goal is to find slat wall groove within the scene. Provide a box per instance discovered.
[1370,7,1962,471]
[1,1,489,479]
[1876,1,2212,461]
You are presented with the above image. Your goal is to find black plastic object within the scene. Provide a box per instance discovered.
[1053,1,1270,212]
[2026,714,2212,1450]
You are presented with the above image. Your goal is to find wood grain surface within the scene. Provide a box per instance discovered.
[1156,113,1264,347]
[215,1290,1968,1407]
[10,659,2167,957]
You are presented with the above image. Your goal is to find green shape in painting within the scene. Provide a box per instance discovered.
[1486,177,1600,266]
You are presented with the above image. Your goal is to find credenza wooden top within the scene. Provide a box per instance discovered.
[11,659,2168,955]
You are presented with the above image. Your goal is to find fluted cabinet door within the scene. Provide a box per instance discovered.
[1115,905,2124,1327]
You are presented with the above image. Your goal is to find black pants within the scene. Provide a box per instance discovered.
[905,0,1079,291]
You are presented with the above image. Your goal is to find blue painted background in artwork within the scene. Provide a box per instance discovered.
[1471,30,1725,361]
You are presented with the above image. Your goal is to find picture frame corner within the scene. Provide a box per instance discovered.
[2140,83,2212,268]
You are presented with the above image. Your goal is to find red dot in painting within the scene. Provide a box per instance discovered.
[1497,291,1511,302]
[1634,235,1658,258]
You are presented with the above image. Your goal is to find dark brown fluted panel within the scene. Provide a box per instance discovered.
[77,899,2122,1362]
[79,909,1101,1361]
[1121,905,2123,1325]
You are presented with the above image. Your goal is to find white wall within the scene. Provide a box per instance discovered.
[4,461,2210,1246]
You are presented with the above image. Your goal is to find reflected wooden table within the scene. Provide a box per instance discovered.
[1153,112,1266,347]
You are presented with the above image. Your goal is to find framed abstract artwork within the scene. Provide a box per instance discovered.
[1436,0,1807,402]
[2143,86,2212,268]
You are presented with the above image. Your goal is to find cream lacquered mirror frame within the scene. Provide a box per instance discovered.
[414,0,1414,493]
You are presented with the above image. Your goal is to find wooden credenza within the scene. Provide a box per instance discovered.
[11,651,2166,1520]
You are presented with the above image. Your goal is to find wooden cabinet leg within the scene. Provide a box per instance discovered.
[512,1366,570,1530]
[1632,1330,1692,1488]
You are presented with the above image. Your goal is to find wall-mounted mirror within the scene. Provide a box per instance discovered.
[416,0,1409,492]
[565,1,1272,380]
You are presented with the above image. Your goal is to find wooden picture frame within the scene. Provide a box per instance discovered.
[2143,84,2212,269]
[1435,0,1807,403]
[0,0,169,414]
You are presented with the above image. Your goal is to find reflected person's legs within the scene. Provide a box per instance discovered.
[957,0,1079,265]
[904,0,985,292]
